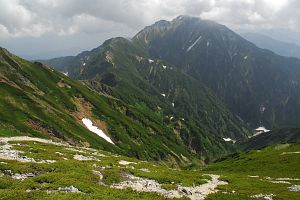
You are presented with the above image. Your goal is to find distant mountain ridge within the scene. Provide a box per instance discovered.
[241,32,300,59]
[132,15,300,128]
[42,16,300,129]
[240,128,300,151]
[40,15,300,160]
[1,44,251,163]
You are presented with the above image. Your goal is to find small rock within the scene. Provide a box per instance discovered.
[182,188,192,195]
[4,169,12,175]
[251,193,275,200]
[288,185,300,192]
[139,168,150,173]
[11,172,36,180]
[118,160,137,165]
[270,180,291,184]
[92,170,104,183]
[59,185,81,193]
[47,185,82,193]
[100,166,106,170]
[73,154,99,161]
[55,152,64,156]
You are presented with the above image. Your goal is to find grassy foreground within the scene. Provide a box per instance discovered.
[0,137,299,199]
[205,143,300,200]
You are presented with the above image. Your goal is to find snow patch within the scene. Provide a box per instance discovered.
[223,138,232,142]
[63,72,68,76]
[252,126,271,137]
[172,103,175,107]
[186,36,202,52]
[206,41,210,47]
[223,138,236,143]
[82,62,86,66]
[162,65,167,69]
[161,93,166,97]
[148,59,154,63]
[260,105,266,113]
[135,56,143,62]
[244,56,248,59]
[281,151,300,155]
[255,127,270,133]
[81,118,114,145]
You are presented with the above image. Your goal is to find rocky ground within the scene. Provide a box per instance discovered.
[0,136,299,200]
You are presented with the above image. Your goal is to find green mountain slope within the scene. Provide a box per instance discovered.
[205,142,300,200]
[133,15,300,129]
[0,47,250,163]
[240,128,300,151]
[40,36,252,160]
[0,47,189,162]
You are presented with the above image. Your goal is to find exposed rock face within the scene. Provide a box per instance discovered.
[288,185,300,192]
[92,170,104,185]
[251,193,275,200]
[0,136,67,146]
[118,160,137,165]
[73,154,100,161]
[139,168,150,173]
[12,172,36,180]
[47,185,82,193]
[2,170,38,180]
[0,137,56,163]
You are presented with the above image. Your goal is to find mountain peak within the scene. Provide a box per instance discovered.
[173,15,198,21]
[0,47,8,54]
[153,19,170,27]
[172,15,219,26]
[0,47,14,59]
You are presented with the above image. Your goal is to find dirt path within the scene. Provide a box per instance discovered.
[112,174,227,200]
[179,174,227,200]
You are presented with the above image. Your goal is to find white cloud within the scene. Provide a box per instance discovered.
[0,0,300,58]
[0,0,299,38]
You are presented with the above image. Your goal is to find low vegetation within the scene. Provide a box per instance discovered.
[0,137,299,199]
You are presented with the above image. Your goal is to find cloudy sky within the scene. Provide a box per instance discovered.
[0,0,299,59]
